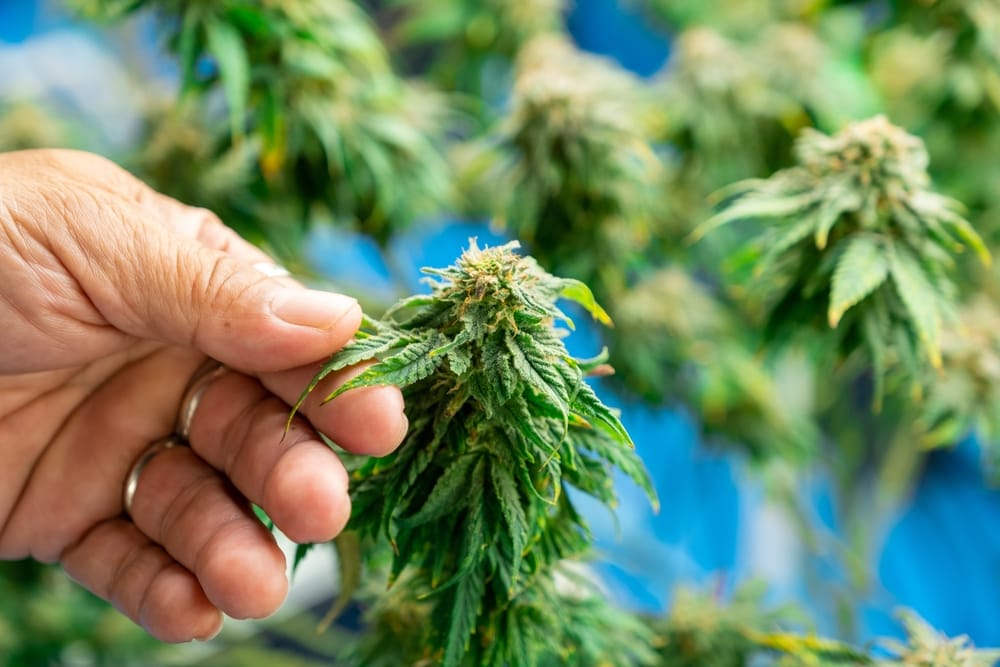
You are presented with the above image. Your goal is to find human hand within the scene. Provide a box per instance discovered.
[0,149,407,642]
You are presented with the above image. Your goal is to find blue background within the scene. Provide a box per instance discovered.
[3,0,998,649]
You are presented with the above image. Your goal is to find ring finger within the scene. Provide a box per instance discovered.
[126,444,288,620]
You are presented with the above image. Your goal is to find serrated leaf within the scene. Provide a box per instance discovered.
[889,245,943,368]
[489,462,528,593]
[506,332,570,419]
[205,20,249,140]
[440,565,485,667]
[692,190,817,242]
[813,195,854,249]
[828,234,890,327]
[401,454,484,527]
[571,382,633,448]
[321,333,446,403]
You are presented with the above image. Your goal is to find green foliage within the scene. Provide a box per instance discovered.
[696,116,989,404]
[652,26,808,190]
[610,267,818,462]
[0,560,167,667]
[876,612,1000,667]
[643,0,819,37]
[651,582,801,667]
[386,0,566,95]
[347,567,659,667]
[647,585,1000,667]
[42,0,1000,663]
[918,294,1000,473]
[295,241,655,666]
[74,0,453,250]
[459,36,664,296]
[0,102,78,151]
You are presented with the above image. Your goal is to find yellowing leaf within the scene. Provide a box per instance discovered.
[559,279,612,326]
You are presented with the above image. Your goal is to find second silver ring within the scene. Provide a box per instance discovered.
[176,359,228,440]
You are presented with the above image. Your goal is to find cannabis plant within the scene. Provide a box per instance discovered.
[876,612,1000,667]
[22,0,1000,663]
[293,241,657,666]
[864,0,1000,242]
[610,267,817,463]
[917,294,1000,472]
[76,0,453,250]
[643,0,817,38]
[695,115,990,405]
[460,35,663,297]
[386,0,566,97]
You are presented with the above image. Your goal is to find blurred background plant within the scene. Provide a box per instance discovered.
[3,0,1000,663]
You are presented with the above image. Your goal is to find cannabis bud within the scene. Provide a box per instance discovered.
[295,240,656,666]
[462,36,662,296]
[696,115,989,403]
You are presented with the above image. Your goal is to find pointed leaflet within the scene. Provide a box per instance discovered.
[888,245,943,368]
[813,191,858,250]
[558,279,612,326]
[933,204,992,266]
[205,20,250,140]
[317,531,363,632]
[489,461,529,594]
[572,425,658,510]
[828,234,890,327]
[571,381,633,447]
[320,330,408,374]
[438,564,485,667]
[400,454,484,527]
[320,332,447,403]
[287,329,421,425]
[691,190,818,242]
[506,332,571,420]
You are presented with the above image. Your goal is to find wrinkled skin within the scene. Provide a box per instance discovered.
[0,149,407,642]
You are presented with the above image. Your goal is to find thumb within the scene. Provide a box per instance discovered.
[58,196,361,373]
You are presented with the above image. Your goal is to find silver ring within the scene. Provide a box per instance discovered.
[252,262,291,278]
[176,360,227,440]
[122,436,184,518]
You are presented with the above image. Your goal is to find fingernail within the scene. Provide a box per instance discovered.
[253,262,292,278]
[270,288,358,330]
[195,616,224,642]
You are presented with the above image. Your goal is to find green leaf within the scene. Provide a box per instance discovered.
[401,454,484,527]
[861,307,888,412]
[812,192,857,249]
[828,234,890,327]
[693,191,817,242]
[321,332,446,403]
[935,205,992,266]
[291,542,312,575]
[571,382,633,448]
[889,245,943,368]
[559,279,612,326]
[440,565,485,667]
[489,462,528,593]
[506,332,570,419]
[317,532,362,633]
[205,20,250,140]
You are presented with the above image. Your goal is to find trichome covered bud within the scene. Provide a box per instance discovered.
[294,240,655,667]
[695,116,989,404]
